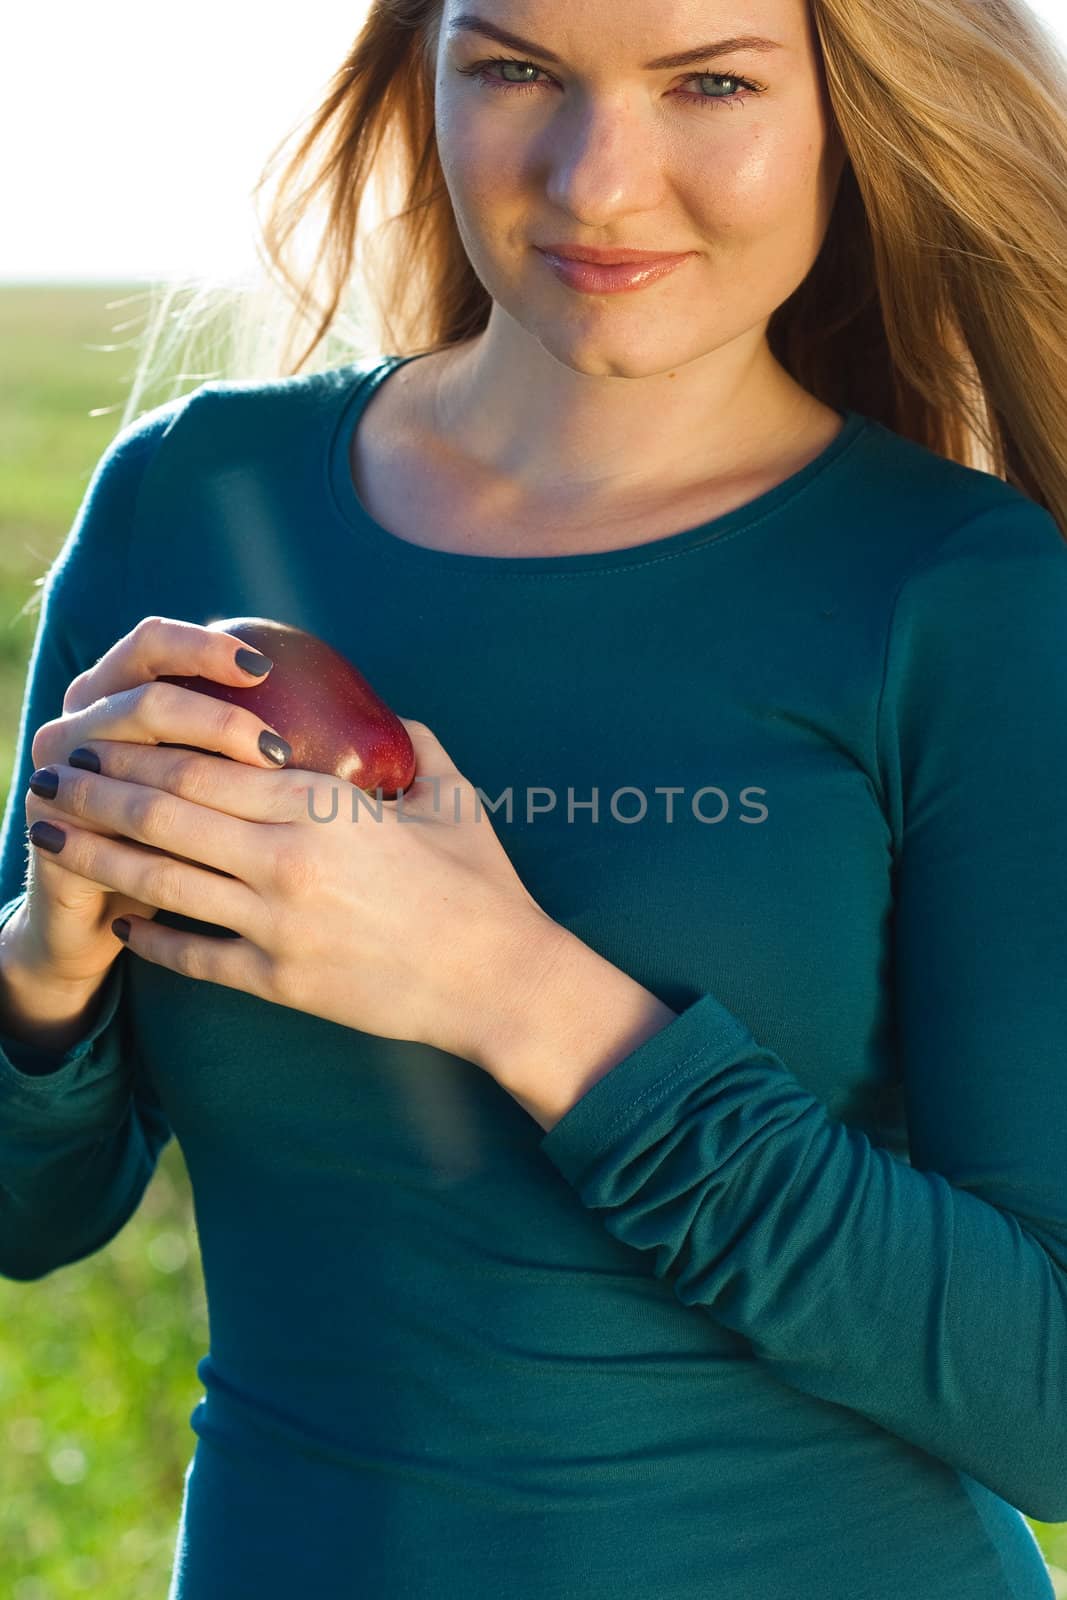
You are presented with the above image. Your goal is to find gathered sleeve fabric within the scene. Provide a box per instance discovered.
[0,402,187,1280]
[538,500,1067,1524]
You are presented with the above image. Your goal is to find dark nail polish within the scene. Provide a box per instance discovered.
[112,918,131,942]
[28,768,59,799]
[69,747,101,773]
[29,819,66,853]
[259,730,291,766]
[236,648,273,677]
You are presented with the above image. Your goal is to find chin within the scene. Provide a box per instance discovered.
[531,318,717,382]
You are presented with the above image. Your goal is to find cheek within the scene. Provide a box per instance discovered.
[435,111,542,306]
[434,98,510,206]
[679,120,830,245]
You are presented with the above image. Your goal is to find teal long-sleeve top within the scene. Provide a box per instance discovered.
[0,354,1064,1600]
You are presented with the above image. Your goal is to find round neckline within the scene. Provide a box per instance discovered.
[327,352,871,575]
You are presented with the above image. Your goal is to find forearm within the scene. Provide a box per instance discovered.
[0,902,155,1281]
[477,922,677,1133]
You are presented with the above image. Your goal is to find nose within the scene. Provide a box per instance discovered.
[540,92,667,227]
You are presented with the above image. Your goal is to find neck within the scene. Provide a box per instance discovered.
[428,310,828,507]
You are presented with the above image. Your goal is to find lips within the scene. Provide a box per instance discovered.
[536,247,693,295]
[536,243,693,265]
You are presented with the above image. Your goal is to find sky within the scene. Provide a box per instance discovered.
[1,5,369,284]
[3,1,1066,285]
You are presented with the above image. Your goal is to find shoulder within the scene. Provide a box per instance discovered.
[84,390,194,499]
[54,362,385,581]
[850,415,1064,573]
[103,359,391,480]
[48,391,198,591]
[868,428,1067,852]
[195,358,389,430]
[866,419,1067,687]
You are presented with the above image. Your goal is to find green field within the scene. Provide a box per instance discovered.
[0,285,218,1600]
[0,284,1064,1598]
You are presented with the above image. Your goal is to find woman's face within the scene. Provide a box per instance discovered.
[430,0,847,377]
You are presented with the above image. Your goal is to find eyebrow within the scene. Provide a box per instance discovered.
[447,13,784,70]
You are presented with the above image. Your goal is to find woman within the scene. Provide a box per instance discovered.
[1,0,1065,1594]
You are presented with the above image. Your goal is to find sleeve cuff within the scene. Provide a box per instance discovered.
[538,989,757,1184]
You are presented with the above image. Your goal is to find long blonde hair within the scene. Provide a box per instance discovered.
[117,0,1067,529]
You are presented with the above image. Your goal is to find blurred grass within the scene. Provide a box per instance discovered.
[0,283,1065,1600]
[0,284,209,1600]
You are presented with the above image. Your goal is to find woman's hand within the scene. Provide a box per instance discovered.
[18,616,290,993]
[25,720,567,1064]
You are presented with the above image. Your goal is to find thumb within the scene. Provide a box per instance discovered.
[395,718,469,817]
[398,718,462,779]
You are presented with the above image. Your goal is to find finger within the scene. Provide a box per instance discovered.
[33,677,290,777]
[27,757,290,885]
[27,814,266,943]
[61,615,274,716]
[25,778,148,892]
[25,822,161,928]
[111,913,277,999]
[46,741,317,828]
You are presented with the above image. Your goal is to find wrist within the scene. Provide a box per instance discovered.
[465,908,572,1074]
[0,911,112,1050]
[476,918,677,1132]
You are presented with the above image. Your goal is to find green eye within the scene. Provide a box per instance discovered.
[456,55,766,111]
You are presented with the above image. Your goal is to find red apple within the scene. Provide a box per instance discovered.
[159,617,417,799]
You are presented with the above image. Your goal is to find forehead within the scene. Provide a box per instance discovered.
[441,0,803,58]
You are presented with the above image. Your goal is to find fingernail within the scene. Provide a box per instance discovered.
[29,819,66,853]
[236,648,273,677]
[28,768,59,799]
[112,918,130,942]
[259,730,291,766]
[69,747,101,773]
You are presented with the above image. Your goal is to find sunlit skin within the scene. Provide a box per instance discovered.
[416,0,850,526]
